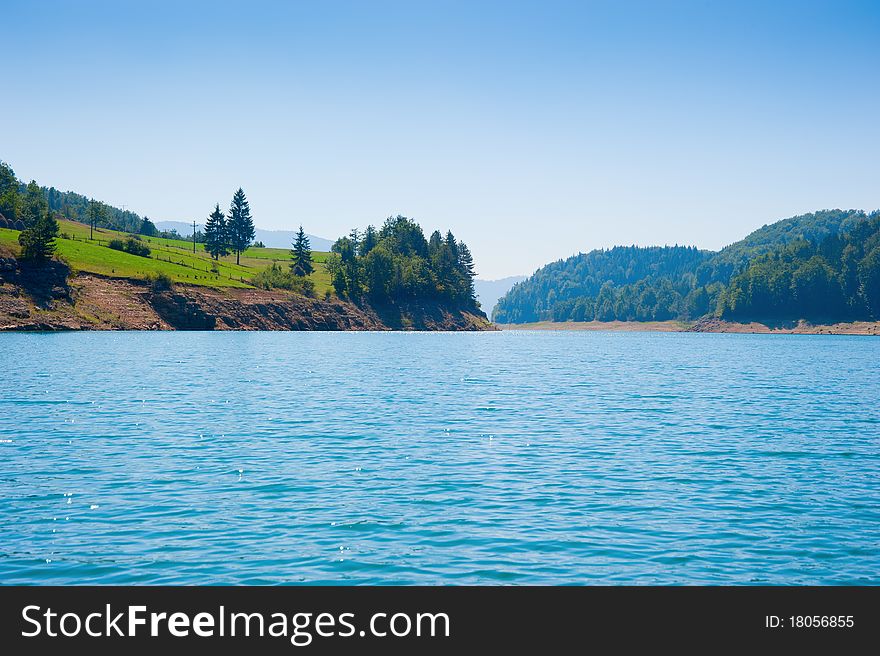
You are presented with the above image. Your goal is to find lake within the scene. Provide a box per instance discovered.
[1,331,878,584]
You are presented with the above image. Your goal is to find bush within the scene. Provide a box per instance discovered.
[125,238,151,257]
[109,237,151,258]
[143,272,173,291]
[250,263,315,296]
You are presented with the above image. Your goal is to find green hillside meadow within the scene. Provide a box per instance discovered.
[0,220,332,293]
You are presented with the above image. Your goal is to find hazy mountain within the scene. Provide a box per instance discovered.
[474,276,527,321]
[155,221,333,252]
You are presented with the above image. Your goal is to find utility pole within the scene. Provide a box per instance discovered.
[193,220,197,253]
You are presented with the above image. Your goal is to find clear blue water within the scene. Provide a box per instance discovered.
[1,331,878,585]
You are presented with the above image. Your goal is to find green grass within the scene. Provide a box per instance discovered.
[2,220,333,293]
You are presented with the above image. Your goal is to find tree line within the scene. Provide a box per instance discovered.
[326,215,477,307]
[719,214,880,320]
[493,245,710,323]
[494,210,880,323]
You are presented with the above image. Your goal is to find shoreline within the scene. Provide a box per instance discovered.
[0,271,491,332]
[496,318,880,336]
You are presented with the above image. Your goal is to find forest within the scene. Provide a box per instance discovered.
[326,215,478,308]
[494,209,880,323]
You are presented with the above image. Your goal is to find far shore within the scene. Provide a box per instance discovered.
[496,319,880,335]
[496,320,689,332]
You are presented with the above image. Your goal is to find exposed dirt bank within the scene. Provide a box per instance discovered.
[688,317,880,335]
[496,318,880,335]
[0,257,490,332]
[496,320,689,332]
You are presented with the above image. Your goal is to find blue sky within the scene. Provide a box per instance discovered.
[3,0,878,278]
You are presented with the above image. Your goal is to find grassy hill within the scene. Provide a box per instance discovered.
[0,219,332,293]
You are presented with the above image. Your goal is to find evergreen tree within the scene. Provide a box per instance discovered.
[360,225,378,256]
[428,230,443,258]
[290,226,314,276]
[204,203,229,260]
[139,217,159,237]
[458,241,477,301]
[21,181,48,228]
[18,211,59,261]
[227,188,255,265]
[0,161,19,222]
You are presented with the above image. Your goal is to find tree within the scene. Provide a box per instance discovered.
[18,211,59,261]
[0,161,19,222]
[87,200,107,241]
[139,217,159,237]
[790,256,844,318]
[21,181,48,228]
[457,241,477,302]
[360,225,378,256]
[204,204,229,260]
[331,235,360,296]
[859,245,880,317]
[227,188,255,264]
[362,243,394,299]
[290,226,314,276]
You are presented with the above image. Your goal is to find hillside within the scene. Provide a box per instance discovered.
[494,246,712,323]
[494,209,879,325]
[0,213,489,332]
[0,224,490,331]
[0,219,333,293]
[697,209,870,283]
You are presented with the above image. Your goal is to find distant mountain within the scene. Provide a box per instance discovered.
[155,221,333,252]
[474,276,526,320]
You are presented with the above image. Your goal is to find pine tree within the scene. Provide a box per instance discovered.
[18,211,59,261]
[458,241,477,302]
[290,226,314,276]
[360,225,378,256]
[0,161,20,221]
[204,203,229,260]
[139,217,158,237]
[227,188,255,265]
[21,181,48,228]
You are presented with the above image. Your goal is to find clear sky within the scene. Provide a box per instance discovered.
[3,0,878,278]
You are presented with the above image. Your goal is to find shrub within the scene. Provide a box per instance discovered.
[251,263,315,296]
[124,238,151,257]
[109,237,151,258]
[143,272,173,291]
